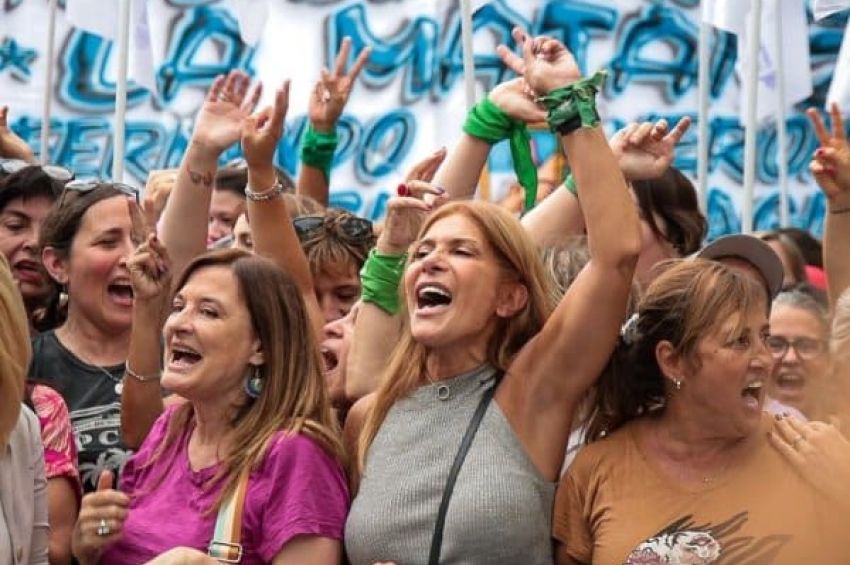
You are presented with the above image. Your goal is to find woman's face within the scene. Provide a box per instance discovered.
[162,265,263,402]
[0,195,54,304]
[44,196,136,332]
[768,304,830,416]
[321,302,357,410]
[404,213,524,352]
[315,259,360,323]
[675,302,773,438]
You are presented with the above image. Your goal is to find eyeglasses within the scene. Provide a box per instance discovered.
[58,179,139,207]
[293,215,374,244]
[0,159,74,183]
[765,335,827,360]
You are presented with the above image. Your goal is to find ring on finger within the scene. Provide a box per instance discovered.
[96,518,111,537]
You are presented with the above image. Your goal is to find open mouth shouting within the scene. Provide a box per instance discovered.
[415,282,453,314]
[168,342,203,372]
[741,379,764,411]
[107,280,134,307]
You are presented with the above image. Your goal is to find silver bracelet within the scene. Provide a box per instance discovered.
[245,180,285,201]
[125,363,161,382]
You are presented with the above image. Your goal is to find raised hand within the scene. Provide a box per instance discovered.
[0,105,35,162]
[242,81,290,172]
[309,37,370,133]
[806,103,850,203]
[128,199,171,303]
[488,77,547,124]
[192,70,262,156]
[72,471,131,564]
[609,117,692,181]
[404,147,447,208]
[143,169,178,224]
[378,178,448,255]
[496,27,581,96]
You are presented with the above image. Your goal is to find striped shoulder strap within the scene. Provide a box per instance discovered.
[208,471,251,563]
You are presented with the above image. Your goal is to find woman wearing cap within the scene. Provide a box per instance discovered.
[344,29,641,564]
[553,259,844,564]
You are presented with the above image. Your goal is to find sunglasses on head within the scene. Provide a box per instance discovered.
[293,215,374,244]
[58,179,139,207]
[0,159,75,183]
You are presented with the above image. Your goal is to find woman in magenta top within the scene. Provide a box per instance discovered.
[70,244,349,564]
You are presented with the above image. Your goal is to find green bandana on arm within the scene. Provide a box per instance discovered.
[463,97,538,211]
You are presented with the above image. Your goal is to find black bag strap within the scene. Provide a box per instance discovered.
[428,370,504,565]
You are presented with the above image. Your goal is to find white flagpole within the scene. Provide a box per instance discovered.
[112,0,132,181]
[697,18,712,213]
[742,0,763,234]
[459,0,476,110]
[773,0,790,227]
[40,0,58,165]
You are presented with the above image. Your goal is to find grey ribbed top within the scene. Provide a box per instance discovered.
[344,365,556,565]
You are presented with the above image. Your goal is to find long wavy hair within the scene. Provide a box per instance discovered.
[143,249,343,511]
[584,259,767,441]
[357,201,555,471]
[0,254,30,448]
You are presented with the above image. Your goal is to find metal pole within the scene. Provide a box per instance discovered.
[40,0,58,165]
[742,0,764,234]
[773,0,790,227]
[697,19,712,213]
[112,0,132,181]
[459,0,476,110]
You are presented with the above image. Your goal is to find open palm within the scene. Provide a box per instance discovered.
[610,117,691,181]
[193,71,261,155]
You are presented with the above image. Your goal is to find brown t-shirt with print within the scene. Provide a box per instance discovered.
[553,415,848,564]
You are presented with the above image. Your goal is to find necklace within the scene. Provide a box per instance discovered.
[425,373,451,401]
[93,363,126,396]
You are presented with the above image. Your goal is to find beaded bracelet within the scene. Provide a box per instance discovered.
[245,180,285,202]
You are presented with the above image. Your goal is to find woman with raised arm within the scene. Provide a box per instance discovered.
[72,243,349,565]
[343,29,640,565]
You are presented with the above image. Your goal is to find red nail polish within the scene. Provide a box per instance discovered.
[397,183,409,197]
[816,148,824,157]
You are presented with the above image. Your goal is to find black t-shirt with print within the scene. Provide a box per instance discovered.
[29,330,131,493]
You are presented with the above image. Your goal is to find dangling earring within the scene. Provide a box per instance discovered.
[673,378,682,391]
[244,365,263,398]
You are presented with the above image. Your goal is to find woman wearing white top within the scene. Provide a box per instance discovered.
[0,253,48,564]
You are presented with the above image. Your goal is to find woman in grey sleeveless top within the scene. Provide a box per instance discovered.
[344,29,642,565]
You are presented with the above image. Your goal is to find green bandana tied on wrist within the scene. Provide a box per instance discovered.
[360,248,408,315]
[463,97,538,211]
[300,125,339,183]
[537,70,608,135]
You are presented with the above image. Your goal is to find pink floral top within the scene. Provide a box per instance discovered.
[30,385,81,498]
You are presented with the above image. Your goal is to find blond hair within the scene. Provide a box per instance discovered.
[0,254,31,448]
[357,201,554,471]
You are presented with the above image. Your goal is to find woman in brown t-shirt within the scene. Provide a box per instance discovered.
[553,259,847,565]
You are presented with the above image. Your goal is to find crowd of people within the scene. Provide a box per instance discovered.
[1,28,849,565]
